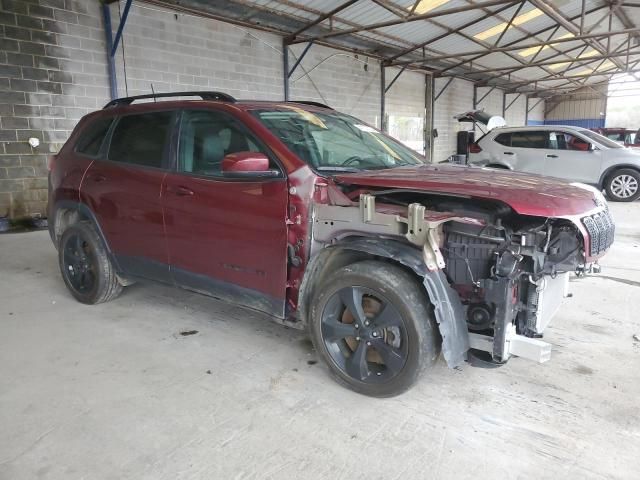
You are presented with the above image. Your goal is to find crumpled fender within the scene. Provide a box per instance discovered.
[306,237,469,367]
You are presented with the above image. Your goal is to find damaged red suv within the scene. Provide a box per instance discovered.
[49,92,614,397]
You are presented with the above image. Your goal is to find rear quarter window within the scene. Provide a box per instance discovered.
[494,132,511,146]
[75,117,113,156]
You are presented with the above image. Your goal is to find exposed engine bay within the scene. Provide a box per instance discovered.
[311,187,612,366]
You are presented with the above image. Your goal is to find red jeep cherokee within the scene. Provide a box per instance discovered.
[49,92,614,397]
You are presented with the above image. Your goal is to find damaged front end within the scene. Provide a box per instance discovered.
[311,190,614,368]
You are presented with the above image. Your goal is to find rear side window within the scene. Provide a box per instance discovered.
[510,131,548,149]
[108,112,173,168]
[494,133,511,146]
[76,117,113,156]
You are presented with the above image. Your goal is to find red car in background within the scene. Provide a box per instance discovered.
[593,128,640,148]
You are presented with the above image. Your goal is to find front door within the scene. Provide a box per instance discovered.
[82,110,174,282]
[162,109,289,317]
[544,131,602,184]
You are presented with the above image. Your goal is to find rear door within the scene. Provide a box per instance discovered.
[544,130,602,183]
[503,130,549,174]
[82,110,174,282]
[162,108,289,317]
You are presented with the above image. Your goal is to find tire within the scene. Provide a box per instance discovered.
[58,222,123,304]
[309,260,440,397]
[605,168,640,202]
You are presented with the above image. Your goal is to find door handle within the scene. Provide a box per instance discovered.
[172,186,194,197]
[546,154,558,158]
[503,152,514,155]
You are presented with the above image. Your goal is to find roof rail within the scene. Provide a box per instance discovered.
[103,91,237,109]
[287,100,333,110]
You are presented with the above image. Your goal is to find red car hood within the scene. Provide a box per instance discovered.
[334,164,598,217]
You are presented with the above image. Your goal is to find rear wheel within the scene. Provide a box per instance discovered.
[59,222,123,304]
[605,168,640,202]
[309,260,440,397]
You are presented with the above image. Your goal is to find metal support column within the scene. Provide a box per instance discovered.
[101,0,133,100]
[380,63,386,132]
[426,74,435,162]
[525,95,529,125]
[102,3,117,100]
[282,40,290,101]
[502,92,506,118]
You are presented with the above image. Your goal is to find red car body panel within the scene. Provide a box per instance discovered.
[161,172,289,305]
[82,161,169,277]
[332,164,599,217]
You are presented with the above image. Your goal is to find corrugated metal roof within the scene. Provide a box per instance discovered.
[154,0,640,97]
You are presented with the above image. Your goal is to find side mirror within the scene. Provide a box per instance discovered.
[221,152,279,177]
[589,143,596,152]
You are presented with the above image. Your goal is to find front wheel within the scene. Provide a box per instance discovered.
[58,222,123,304]
[605,168,640,202]
[309,260,440,397]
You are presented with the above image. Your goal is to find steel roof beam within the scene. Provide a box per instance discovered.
[386,1,519,62]
[529,0,627,72]
[460,50,640,75]
[389,27,640,67]
[286,0,359,41]
[288,0,515,44]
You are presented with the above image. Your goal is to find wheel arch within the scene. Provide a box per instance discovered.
[50,201,119,264]
[485,163,511,169]
[598,164,640,188]
[298,236,469,368]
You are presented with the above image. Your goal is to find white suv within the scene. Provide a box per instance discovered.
[468,125,640,202]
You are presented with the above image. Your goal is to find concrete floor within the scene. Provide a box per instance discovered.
[1,203,639,480]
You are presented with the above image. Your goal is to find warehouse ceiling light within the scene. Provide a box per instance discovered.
[549,61,571,70]
[579,49,599,58]
[410,0,451,14]
[518,32,574,57]
[474,7,544,41]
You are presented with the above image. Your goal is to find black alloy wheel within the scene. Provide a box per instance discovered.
[58,222,123,304]
[320,286,408,383]
[309,260,440,397]
[62,232,97,295]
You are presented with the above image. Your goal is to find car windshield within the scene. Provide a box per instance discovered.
[252,108,424,172]
[581,130,624,149]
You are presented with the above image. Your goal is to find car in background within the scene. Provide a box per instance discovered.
[468,125,640,202]
[593,127,640,148]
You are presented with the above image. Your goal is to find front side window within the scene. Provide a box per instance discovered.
[177,110,270,177]
[548,131,590,151]
[76,117,113,156]
[252,108,423,172]
[108,111,173,168]
[510,131,548,149]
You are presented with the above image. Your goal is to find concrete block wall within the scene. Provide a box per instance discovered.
[288,43,380,126]
[527,98,545,125]
[385,68,426,153]
[109,2,283,100]
[475,87,503,117]
[0,0,110,218]
[504,93,527,126]
[432,77,474,163]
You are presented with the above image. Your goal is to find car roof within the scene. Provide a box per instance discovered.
[100,91,334,113]
[489,125,589,133]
